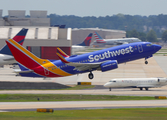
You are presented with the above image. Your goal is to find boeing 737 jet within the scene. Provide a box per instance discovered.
[6,34,161,79]
[0,28,28,66]
[93,31,141,45]
[72,33,93,54]
[104,78,167,91]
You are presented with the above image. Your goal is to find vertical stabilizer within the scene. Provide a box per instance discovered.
[77,33,93,46]
[0,28,28,56]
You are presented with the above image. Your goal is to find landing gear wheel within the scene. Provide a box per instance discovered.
[145,88,149,91]
[109,88,111,91]
[140,88,143,90]
[145,61,148,64]
[88,72,94,79]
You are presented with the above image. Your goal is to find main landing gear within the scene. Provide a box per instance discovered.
[88,72,94,79]
[145,60,148,64]
[139,87,149,91]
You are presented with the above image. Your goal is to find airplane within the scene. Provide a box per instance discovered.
[104,78,167,91]
[6,35,161,79]
[71,33,93,54]
[0,28,28,66]
[93,31,141,45]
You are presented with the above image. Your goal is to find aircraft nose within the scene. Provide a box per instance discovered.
[104,82,110,88]
[154,44,161,51]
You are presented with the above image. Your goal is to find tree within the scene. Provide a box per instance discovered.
[129,29,139,38]
[162,30,167,42]
[146,30,157,42]
[138,32,146,41]
[126,30,146,41]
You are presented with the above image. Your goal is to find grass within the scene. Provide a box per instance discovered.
[0,94,158,102]
[1,108,167,120]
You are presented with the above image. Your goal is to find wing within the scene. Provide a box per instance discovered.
[56,52,106,71]
[137,85,158,88]
[57,47,69,58]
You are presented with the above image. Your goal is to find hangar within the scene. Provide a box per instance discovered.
[0,27,72,59]
[72,28,126,45]
[0,9,126,58]
[0,10,71,59]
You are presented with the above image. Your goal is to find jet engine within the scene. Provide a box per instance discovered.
[157,78,167,82]
[100,60,118,72]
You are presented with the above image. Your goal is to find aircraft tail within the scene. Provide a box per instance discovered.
[0,28,28,56]
[93,31,106,43]
[6,35,72,78]
[6,39,49,70]
[93,31,103,40]
[77,33,93,46]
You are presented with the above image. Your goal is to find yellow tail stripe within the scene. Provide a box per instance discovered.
[9,39,48,65]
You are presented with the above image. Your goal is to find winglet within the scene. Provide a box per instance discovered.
[0,28,28,56]
[77,33,93,46]
[56,53,70,63]
[57,47,69,58]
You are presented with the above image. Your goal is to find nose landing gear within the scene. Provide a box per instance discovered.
[145,58,148,64]
[88,72,94,79]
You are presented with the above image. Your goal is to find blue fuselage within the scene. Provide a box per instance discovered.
[20,42,161,77]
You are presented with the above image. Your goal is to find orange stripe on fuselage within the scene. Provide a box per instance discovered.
[42,62,72,76]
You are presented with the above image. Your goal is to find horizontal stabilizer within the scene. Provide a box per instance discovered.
[14,69,33,73]
[3,57,15,61]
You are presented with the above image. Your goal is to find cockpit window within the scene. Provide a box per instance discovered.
[109,80,116,82]
[146,43,153,46]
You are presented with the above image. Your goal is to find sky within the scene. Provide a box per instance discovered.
[0,0,167,17]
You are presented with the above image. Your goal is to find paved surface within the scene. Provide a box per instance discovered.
[0,87,167,96]
[1,56,167,85]
[1,100,167,112]
[0,56,167,111]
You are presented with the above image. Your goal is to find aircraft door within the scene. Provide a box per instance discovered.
[44,68,49,75]
[138,44,143,53]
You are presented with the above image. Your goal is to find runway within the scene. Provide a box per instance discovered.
[1,100,167,112]
[0,86,167,96]
[0,56,167,111]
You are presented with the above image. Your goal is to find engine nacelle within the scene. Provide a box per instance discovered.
[158,78,167,82]
[100,60,118,72]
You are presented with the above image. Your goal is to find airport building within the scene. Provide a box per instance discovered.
[72,28,126,45]
[0,10,50,26]
[0,10,71,59]
[0,9,126,58]
[0,27,72,59]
